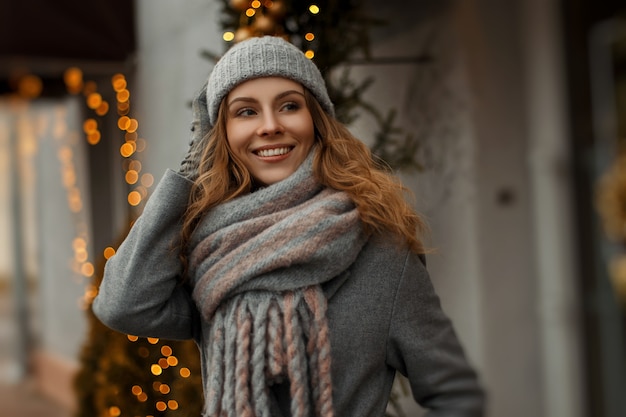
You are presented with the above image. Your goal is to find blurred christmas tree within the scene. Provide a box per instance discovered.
[74,229,203,417]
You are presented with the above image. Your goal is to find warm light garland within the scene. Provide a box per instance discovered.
[62,67,158,313]
[60,66,202,416]
[44,87,96,311]
[222,0,318,59]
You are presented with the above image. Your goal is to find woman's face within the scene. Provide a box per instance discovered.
[225,77,315,186]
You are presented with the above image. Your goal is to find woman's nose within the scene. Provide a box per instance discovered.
[257,112,284,137]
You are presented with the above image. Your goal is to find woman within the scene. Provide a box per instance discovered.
[94,36,485,417]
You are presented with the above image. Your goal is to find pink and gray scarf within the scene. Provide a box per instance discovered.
[189,152,367,417]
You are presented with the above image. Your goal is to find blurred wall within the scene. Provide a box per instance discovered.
[32,97,91,409]
[0,107,11,281]
[34,97,92,360]
[0,96,91,410]
[133,0,223,180]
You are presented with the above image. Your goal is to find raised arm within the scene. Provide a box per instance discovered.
[93,170,200,341]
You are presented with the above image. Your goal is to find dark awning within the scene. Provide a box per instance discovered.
[0,0,135,63]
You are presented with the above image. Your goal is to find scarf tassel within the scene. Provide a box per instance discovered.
[203,287,333,417]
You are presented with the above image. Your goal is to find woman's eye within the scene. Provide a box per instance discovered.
[235,108,256,117]
[281,102,300,112]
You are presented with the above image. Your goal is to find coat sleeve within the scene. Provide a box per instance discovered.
[92,169,201,341]
[386,251,486,416]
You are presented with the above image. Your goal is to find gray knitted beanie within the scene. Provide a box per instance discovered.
[206,36,334,126]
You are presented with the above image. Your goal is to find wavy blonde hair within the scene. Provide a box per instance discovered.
[180,88,428,271]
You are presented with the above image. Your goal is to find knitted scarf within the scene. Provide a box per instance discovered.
[188,153,367,417]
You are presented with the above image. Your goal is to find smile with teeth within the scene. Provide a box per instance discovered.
[255,147,292,157]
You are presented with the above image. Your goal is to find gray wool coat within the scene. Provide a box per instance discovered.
[93,169,485,417]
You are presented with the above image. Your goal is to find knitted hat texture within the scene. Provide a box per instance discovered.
[206,36,334,125]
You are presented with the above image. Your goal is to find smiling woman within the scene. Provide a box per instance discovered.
[225,77,315,186]
[93,36,485,417]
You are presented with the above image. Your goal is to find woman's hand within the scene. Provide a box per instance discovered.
[179,82,210,181]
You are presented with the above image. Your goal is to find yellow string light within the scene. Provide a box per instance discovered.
[309,4,320,14]
[86,93,102,109]
[138,347,150,358]
[82,118,97,133]
[83,285,98,302]
[120,142,134,158]
[135,138,147,152]
[18,74,43,98]
[128,191,141,207]
[141,173,154,188]
[127,118,139,133]
[128,190,142,206]
[62,67,174,415]
[54,132,93,293]
[112,74,126,91]
[103,246,116,259]
[125,170,139,184]
[150,364,163,376]
[135,185,148,199]
[75,248,88,263]
[116,89,130,102]
[117,101,130,115]
[80,262,94,277]
[158,358,169,369]
[117,116,131,131]
[95,101,109,116]
[223,31,235,41]
[64,67,83,94]
[62,166,76,188]
[83,81,97,96]
[86,131,101,145]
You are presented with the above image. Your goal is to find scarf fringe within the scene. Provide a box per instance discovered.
[203,286,334,417]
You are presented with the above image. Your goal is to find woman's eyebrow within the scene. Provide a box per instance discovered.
[227,89,305,108]
[275,90,305,100]
[227,96,257,107]
[229,90,305,105]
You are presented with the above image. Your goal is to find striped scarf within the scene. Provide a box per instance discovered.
[189,152,367,417]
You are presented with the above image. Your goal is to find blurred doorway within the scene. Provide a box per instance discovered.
[562,1,626,416]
